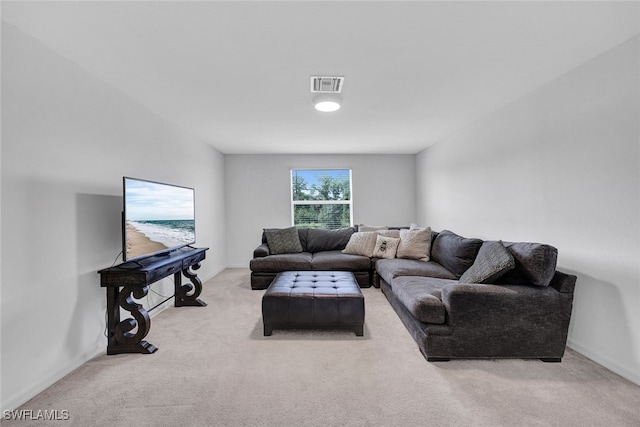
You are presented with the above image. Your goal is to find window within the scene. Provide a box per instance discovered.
[291,169,352,229]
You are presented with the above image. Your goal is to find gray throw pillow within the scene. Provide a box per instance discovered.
[459,241,515,284]
[264,227,303,255]
[496,241,558,287]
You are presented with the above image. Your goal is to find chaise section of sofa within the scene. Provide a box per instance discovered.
[377,230,577,361]
[380,272,575,361]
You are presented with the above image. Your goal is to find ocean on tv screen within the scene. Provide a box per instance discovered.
[130,219,194,246]
[126,219,195,259]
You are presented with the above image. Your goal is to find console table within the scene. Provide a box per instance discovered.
[98,246,208,355]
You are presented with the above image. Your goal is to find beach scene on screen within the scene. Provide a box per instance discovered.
[125,180,195,260]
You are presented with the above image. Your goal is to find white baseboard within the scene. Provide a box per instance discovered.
[2,266,230,412]
[224,264,250,269]
[24,268,636,414]
[2,342,105,412]
[567,338,640,386]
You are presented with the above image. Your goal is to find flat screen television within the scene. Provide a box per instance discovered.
[122,177,196,262]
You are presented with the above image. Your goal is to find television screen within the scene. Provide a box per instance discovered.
[123,177,196,262]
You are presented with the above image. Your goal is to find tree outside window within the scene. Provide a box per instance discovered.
[291,169,352,229]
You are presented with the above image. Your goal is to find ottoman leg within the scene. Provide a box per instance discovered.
[355,325,363,337]
[264,323,273,336]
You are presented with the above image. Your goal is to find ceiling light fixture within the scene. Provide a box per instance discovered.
[313,94,342,112]
[310,76,344,113]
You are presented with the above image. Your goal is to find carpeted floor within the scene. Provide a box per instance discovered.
[7,268,640,426]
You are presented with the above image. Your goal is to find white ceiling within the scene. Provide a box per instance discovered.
[2,1,639,154]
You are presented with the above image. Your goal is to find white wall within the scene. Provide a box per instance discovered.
[225,154,416,266]
[1,23,226,410]
[416,37,640,384]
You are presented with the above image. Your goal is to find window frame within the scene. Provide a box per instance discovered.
[290,168,353,229]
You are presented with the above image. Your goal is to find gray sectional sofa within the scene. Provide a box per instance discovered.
[250,225,576,362]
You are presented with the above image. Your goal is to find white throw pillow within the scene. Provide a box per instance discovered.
[397,227,432,261]
[378,229,401,239]
[372,235,400,259]
[342,232,378,257]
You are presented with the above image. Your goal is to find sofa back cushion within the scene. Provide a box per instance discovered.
[496,242,558,287]
[306,227,356,252]
[357,224,388,232]
[430,230,483,278]
[296,228,310,251]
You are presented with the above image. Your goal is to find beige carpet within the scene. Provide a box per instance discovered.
[7,268,640,426]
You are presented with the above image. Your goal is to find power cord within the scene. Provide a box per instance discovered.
[109,251,123,268]
[103,251,123,339]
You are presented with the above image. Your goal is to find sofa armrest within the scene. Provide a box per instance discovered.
[549,271,576,294]
[441,282,567,328]
[253,243,270,258]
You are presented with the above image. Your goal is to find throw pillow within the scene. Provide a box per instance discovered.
[496,242,558,287]
[264,226,303,255]
[378,229,401,239]
[372,235,400,259]
[396,227,432,261]
[459,241,515,284]
[342,232,378,257]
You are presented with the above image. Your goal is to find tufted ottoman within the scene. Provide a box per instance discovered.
[262,271,365,336]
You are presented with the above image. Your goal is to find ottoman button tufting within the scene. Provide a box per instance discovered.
[262,271,364,337]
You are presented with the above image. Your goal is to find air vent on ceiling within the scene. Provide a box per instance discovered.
[310,76,344,93]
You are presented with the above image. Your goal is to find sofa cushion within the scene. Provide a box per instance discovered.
[430,230,483,278]
[296,228,310,252]
[397,227,432,261]
[392,276,454,324]
[249,252,313,272]
[372,235,400,259]
[306,227,355,252]
[311,250,372,271]
[264,227,303,255]
[496,242,558,287]
[459,241,515,284]
[342,232,378,257]
[376,258,457,286]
